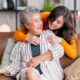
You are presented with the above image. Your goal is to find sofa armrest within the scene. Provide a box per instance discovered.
[60,55,76,69]
[76,35,80,57]
[60,33,80,69]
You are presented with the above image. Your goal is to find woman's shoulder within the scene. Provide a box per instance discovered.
[14,41,26,48]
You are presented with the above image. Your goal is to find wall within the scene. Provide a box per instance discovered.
[27,0,44,10]
[0,11,21,31]
[0,0,80,32]
[0,0,20,31]
[64,0,74,10]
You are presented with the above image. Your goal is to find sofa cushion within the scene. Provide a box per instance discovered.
[0,74,16,80]
[0,38,16,68]
[0,32,14,64]
[64,58,80,80]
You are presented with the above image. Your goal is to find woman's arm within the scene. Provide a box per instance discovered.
[13,28,41,45]
[48,35,77,59]
[27,50,53,68]
[13,28,28,42]
[60,39,77,59]
[27,43,64,68]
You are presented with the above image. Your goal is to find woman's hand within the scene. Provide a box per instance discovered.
[26,35,41,45]
[47,35,62,44]
[27,56,41,68]
[0,68,10,74]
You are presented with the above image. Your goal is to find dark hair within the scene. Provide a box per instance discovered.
[47,6,75,44]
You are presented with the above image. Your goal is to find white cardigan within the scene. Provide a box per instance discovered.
[4,30,64,80]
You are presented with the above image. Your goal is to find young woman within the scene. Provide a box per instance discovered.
[13,6,77,59]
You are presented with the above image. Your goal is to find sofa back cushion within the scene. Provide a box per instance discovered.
[0,32,14,64]
[0,38,16,68]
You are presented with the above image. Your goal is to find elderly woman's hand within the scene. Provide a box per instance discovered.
[27,50,53,68]
[26,35,41,45]
[27,56,41,68]
[0,68,10,74]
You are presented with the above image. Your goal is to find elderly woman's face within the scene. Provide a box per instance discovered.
[49,16,64,30]
[26,13,43,35]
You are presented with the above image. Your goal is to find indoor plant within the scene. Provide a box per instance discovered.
[42,0,56,12]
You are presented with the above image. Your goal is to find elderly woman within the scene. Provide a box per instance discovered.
[0,7,64,80]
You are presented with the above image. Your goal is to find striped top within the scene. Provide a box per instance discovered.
[4,30,64,80]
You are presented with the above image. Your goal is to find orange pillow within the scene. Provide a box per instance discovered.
[40,12,50,30]
[40,12,50,22]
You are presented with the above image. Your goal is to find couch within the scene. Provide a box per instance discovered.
[0,32,80,80]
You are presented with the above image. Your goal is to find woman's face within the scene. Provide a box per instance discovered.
[26,13,43,35]
[49,16,64,30]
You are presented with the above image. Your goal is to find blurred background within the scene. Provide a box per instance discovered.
[0,0,80,33]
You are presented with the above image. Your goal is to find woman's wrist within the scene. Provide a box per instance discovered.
[38,50,53,62]
[35,56,42,63]
[5,69,10,75]
[59,37,63,43]
[60,38,64,44]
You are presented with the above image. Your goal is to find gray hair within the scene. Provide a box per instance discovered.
[20,6,40,28]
